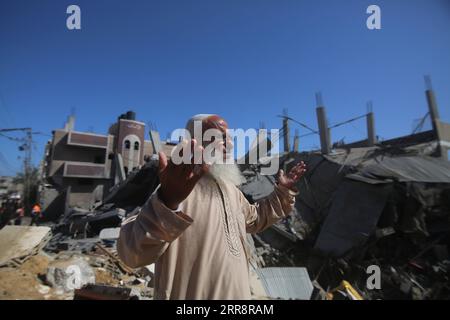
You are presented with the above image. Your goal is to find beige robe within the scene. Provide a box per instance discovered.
[117,175,297,300]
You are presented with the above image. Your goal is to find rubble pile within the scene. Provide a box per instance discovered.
[2,145,450,300]
[0,162,162,300]
[241,147,450,299]
[0,224,155,299]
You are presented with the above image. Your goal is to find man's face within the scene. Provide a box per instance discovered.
[202,115,233,160]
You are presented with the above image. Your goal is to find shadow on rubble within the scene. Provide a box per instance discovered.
[35,147,450,300]
[240,148,450,300]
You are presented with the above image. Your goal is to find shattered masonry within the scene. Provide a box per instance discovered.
[1,81,450,300]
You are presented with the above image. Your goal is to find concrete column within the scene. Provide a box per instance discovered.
[425,76,446,159]
[293,129,299,152]
[366,112,376,146]
[282,118,290,153]
[316,106,331,154]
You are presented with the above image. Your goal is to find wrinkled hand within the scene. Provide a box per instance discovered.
[277,161,307,191]
[158,139,210,210]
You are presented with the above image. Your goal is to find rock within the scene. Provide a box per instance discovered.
[129,287,141,299]
[132,278,145,285]
[46,257,95,292]
[37,284,51,295]
[140,287,154,299]
[138,264,155,277]
[99,228,120,240]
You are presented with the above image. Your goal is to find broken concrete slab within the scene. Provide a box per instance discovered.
[99,227,120,240]
[255,267,314,300]
[0,226,51,266]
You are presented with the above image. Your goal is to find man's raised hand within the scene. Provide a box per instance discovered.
[158,139,210,210]
[277,161,307,191]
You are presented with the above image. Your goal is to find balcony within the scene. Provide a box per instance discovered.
[63,162,109,179]
[67,131,108,149]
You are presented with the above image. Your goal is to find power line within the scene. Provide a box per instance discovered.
[277,115,318,134]
[412,112,430,134]
[299,131,318,138]
[0,132,24,142]
[328,113,368,130]
[0,127,35,210]
[275,111,373,152]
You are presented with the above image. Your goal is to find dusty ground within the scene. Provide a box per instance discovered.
[95,268,121,286]
[0,253,122,300]
[0,254,65,300]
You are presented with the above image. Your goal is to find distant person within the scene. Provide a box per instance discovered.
[30,203,41,226]
[118,114,307,299]
[14,206,24,225]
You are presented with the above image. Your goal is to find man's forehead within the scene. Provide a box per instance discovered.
[203,115,228,132]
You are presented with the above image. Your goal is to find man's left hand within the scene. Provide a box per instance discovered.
[277,161,307,191]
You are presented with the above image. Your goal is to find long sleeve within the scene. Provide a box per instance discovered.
[242,184,298,234]
[117,186,193,268]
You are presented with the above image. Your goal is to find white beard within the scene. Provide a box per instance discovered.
[207,163,246,186]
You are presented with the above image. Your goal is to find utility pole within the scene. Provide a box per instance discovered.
[0,127,34,212]
[24,129,32,212]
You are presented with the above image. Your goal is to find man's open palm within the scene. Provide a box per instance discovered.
[277,161,307,191]
[158,139,210,210]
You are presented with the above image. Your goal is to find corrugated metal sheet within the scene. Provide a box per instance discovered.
[255,267,313,300]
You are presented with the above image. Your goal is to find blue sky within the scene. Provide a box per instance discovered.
[0,0,449,175]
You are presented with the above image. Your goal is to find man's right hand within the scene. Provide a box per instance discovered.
[157,139,210,210]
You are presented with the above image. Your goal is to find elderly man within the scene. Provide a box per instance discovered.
[117,114,306,300]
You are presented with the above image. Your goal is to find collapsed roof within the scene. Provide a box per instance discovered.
[241,145,450,258]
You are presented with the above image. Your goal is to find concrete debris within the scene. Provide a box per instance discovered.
[138,264,155,278]
[0,215,154,300]
[240,147,450,300]
[101,160,160,209]
[2,136,450,300]
[0,158,163,300]
[0,226,51,267]
[255,267,314,300]
[46,257,96,292]
[99,228,120,240]
[37,284,51,295]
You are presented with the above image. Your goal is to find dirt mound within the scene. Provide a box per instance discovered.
[0,255,50,300]
[0,254,73,300]
[95,268,120,286]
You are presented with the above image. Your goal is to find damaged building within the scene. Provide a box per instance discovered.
[240,78,450,299]
[39,111,174,218]
[1,78,449,300]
